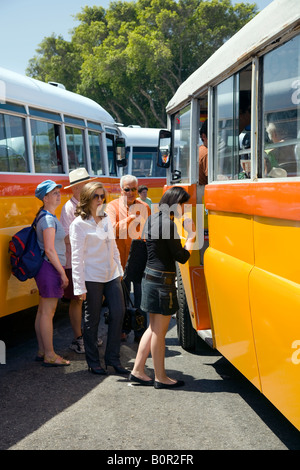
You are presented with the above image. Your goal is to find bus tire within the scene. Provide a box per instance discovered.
[176,264,198,352]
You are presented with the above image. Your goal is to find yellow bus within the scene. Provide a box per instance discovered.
[0,67,127,318]
[158,0,300,431]
[0,68,170,319]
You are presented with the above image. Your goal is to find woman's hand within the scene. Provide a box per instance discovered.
[60,271,69,290]
[78,293,86,301]
[183,217,196,238]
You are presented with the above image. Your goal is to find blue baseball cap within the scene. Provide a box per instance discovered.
[35,180,62,200]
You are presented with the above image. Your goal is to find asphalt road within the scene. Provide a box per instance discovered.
[1,301,300,451]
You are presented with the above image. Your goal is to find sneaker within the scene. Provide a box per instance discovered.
[121,332,127,342]
[69,336,85,354]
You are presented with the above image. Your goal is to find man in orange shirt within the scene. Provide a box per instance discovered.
[106,175,150,269]
[106,175,150,340]
[199,120,208,185]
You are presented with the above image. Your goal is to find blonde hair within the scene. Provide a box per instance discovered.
[75,181,107,220]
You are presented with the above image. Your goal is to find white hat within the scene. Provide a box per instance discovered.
[64,168,98,189]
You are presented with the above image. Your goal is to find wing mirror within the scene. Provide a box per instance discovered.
[157,130,172,168]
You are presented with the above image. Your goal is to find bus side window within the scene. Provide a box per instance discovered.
[213,66,252,181]
[214,76,236,180]
[66,126,86,171]
[89,131,103,175]
[32,120,63,173]
[0,114,28,173]
[238,88,251,179]
[262,35,300,178]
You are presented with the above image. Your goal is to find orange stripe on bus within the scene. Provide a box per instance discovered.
[0,175,165,197]
[205,182,300,221]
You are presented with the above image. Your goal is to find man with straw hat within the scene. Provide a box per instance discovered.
[60,168,100,353]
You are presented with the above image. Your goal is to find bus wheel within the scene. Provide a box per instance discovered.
[176,265,198,352]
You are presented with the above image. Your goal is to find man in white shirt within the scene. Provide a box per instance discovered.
[60,168,98,353]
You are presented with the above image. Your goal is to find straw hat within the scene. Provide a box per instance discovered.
[64,168,98,189]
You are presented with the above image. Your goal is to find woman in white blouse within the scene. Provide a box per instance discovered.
[70,182,127,375]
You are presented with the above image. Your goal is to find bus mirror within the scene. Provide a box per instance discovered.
[171,169,181,184]
[116,137,127,167]
[157,130,171,168]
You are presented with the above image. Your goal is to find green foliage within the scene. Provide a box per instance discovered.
[26,0,257,127]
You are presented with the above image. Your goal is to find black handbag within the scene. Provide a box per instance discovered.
[121,280,147,335]
[123,239,147,283]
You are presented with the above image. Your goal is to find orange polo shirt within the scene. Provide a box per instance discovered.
[106,197,150,269]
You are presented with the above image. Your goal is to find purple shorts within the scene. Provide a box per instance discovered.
[35,260,64,298]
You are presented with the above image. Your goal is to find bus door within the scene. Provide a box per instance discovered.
[158,97,211,350]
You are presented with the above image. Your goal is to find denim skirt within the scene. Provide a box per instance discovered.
[140,267,179,316]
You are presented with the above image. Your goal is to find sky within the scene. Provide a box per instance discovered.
[0,0,274,76]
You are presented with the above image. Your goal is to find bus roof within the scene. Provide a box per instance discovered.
[120,127,163,147]
[0,67,116,126]
[166,0,300,113]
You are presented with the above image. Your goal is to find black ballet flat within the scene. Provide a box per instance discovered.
[106,364,129,375]
[154,380,185,389]
[88,366,107,376]
[129,373,154,386]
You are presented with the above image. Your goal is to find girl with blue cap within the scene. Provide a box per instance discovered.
[34,180,70,367]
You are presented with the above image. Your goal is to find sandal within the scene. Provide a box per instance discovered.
[43,354,70,367]
[35,351,44,362]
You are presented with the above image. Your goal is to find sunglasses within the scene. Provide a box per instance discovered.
[93,193,105,201]
[123,187,137,192]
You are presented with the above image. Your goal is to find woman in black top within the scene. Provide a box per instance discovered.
[129,187,195,389]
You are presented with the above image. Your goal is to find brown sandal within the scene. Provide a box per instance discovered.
[43,354,70,367]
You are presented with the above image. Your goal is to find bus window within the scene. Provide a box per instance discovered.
[89,131,104,175]
[262,35,300,178]
[31,120,62,173]
[214,76,236,180]
[174,105,191,183]
[132,147,166,177]
[0,114,28,172]
[213,66,251,180]
[65,126,86,170]
[106,134,117,176]
[198,96,208,185]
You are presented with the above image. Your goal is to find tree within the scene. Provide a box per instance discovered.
[26,0,257,127]
[27,34,82,91]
